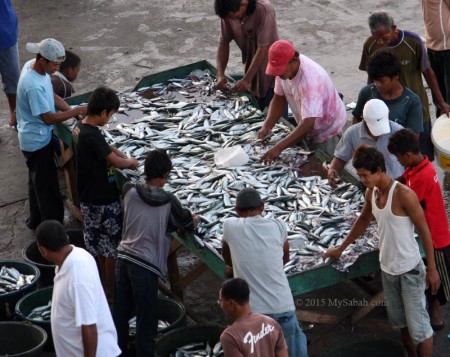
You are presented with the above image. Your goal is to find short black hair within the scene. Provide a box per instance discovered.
[388,128,421,155]
[60,50,81,72]
[214,0,256,19]
[367,48,401,80]
[221,278,250,305]
[86,86,120,116]
[353,145,386,173]
[35,220,69,252]
[144,149,173,180]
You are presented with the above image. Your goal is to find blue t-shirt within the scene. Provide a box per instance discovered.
[0,0,18,49]
[16,63,55,152]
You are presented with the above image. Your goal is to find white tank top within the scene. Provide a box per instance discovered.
[372,181,421,275]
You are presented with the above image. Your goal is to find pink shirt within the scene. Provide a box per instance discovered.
[274,54,347,143]
[421,0,450,51]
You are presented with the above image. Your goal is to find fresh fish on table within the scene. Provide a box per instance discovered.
[170,341,223,357]
[27,300,52,321]
[62,70,378,275]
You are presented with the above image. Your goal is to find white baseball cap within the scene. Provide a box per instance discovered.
[363,99,390,136]
[26,38,66,63]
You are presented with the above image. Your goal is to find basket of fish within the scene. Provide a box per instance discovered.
[15,286,53,351]
[154,325,224,357]
[22,241,55,288]
[128,296,187,339]
[0,321,47,356]
[0,260,40,321]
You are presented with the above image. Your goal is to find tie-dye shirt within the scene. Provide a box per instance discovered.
[274,54,347,143]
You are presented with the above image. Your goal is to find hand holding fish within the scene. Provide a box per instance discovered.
[234,78,251,93]
[127,157,139,169]
[327,167,340,189]
[192,214,200,228]
[322,247,342,262]
[215,75,228,92]
[261,145,282,164]
[257,126,272,145]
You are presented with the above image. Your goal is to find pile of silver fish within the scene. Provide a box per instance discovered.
[27,301,51,321]
[170,341,223,357]
[0,266,35,295]
[128,316,171,335]
[68,69,379,274]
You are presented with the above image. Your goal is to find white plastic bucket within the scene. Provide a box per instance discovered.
[214,145,249,168]
[431,114,450,170]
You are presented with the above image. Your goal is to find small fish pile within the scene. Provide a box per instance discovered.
[66,69,379,274]
[128,316,171,335]
[0,266,35,295]
[170,341,223,357]
[27,301,51,321]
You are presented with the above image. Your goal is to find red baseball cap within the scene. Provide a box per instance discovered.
[266,40,296,76]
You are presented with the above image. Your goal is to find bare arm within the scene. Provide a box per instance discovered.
[261,117,315,164]
[216,42,230,91]
[400,188,440,294]
[54,93,72,111]
[258,94,287,139]
[81,324,97,357]
[323,189,374,261]
[106,150,139,169]
[40,105,87,125]
[327,157,346,188]
[222,241,233,278]
[234,45,270,92]
[283,241,290,265]
[422,67,450,117]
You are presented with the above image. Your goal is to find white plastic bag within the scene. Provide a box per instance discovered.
[214,145,249,168]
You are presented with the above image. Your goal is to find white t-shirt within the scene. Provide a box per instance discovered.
[51,246,121,357]
[223,216,295,314]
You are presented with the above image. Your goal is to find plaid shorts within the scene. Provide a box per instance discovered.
[80,200,123,259]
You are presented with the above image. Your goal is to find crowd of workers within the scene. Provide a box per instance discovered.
[1,0,450,356]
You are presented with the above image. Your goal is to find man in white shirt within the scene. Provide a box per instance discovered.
[36,220,121,357]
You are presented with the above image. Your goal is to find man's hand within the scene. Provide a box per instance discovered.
[215,75,228,91]
[261,146,282,164]
[327,167,340,188]
[76,105,87,117]
[427,267,441,295]
[192,214,200,228]
[224,265,233,278]
[257,126,272,144]
[322,247,342,262]
[234,78,251,93]
[437,101,450,118]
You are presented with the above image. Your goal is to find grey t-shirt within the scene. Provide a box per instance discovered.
[334,121,405,179]
[352,84,423,133]
[222,215,295,314]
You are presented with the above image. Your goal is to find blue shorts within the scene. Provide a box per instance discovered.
[381,261,433,345]
[80,200,123,259]
[0,43,20,94]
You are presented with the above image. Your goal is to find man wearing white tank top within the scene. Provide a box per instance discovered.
[324,145,440,357]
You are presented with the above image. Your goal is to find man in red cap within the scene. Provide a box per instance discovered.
[258,40,347,163]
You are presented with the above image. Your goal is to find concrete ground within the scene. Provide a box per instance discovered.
[1,0,450,355]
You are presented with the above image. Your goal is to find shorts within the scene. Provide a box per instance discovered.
[381,261,433,345]
[0,43,20,94]
[432,245,450,304]
[80,200,123,259]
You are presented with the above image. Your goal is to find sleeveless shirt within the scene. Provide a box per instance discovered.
[372,181,421,275]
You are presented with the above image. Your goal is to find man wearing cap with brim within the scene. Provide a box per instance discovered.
[16,38,87,230]
[258,40,347,164]
[222,188,308,357]
[327,99,405,188]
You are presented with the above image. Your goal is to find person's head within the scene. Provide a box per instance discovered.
[144,149,173,182]
[214,0,256,19]
[352,145,386,187]
[59,50,81,82]
[387,128,422,167]
[86,86,120,123]
[27,38,66,75]
[367,48,401,96]
[219,278,250,316]
[266,40,299,80]
[235,187,264,216]
[362,99,390,137]
[35,220,70,253]
[368,11,396,46]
